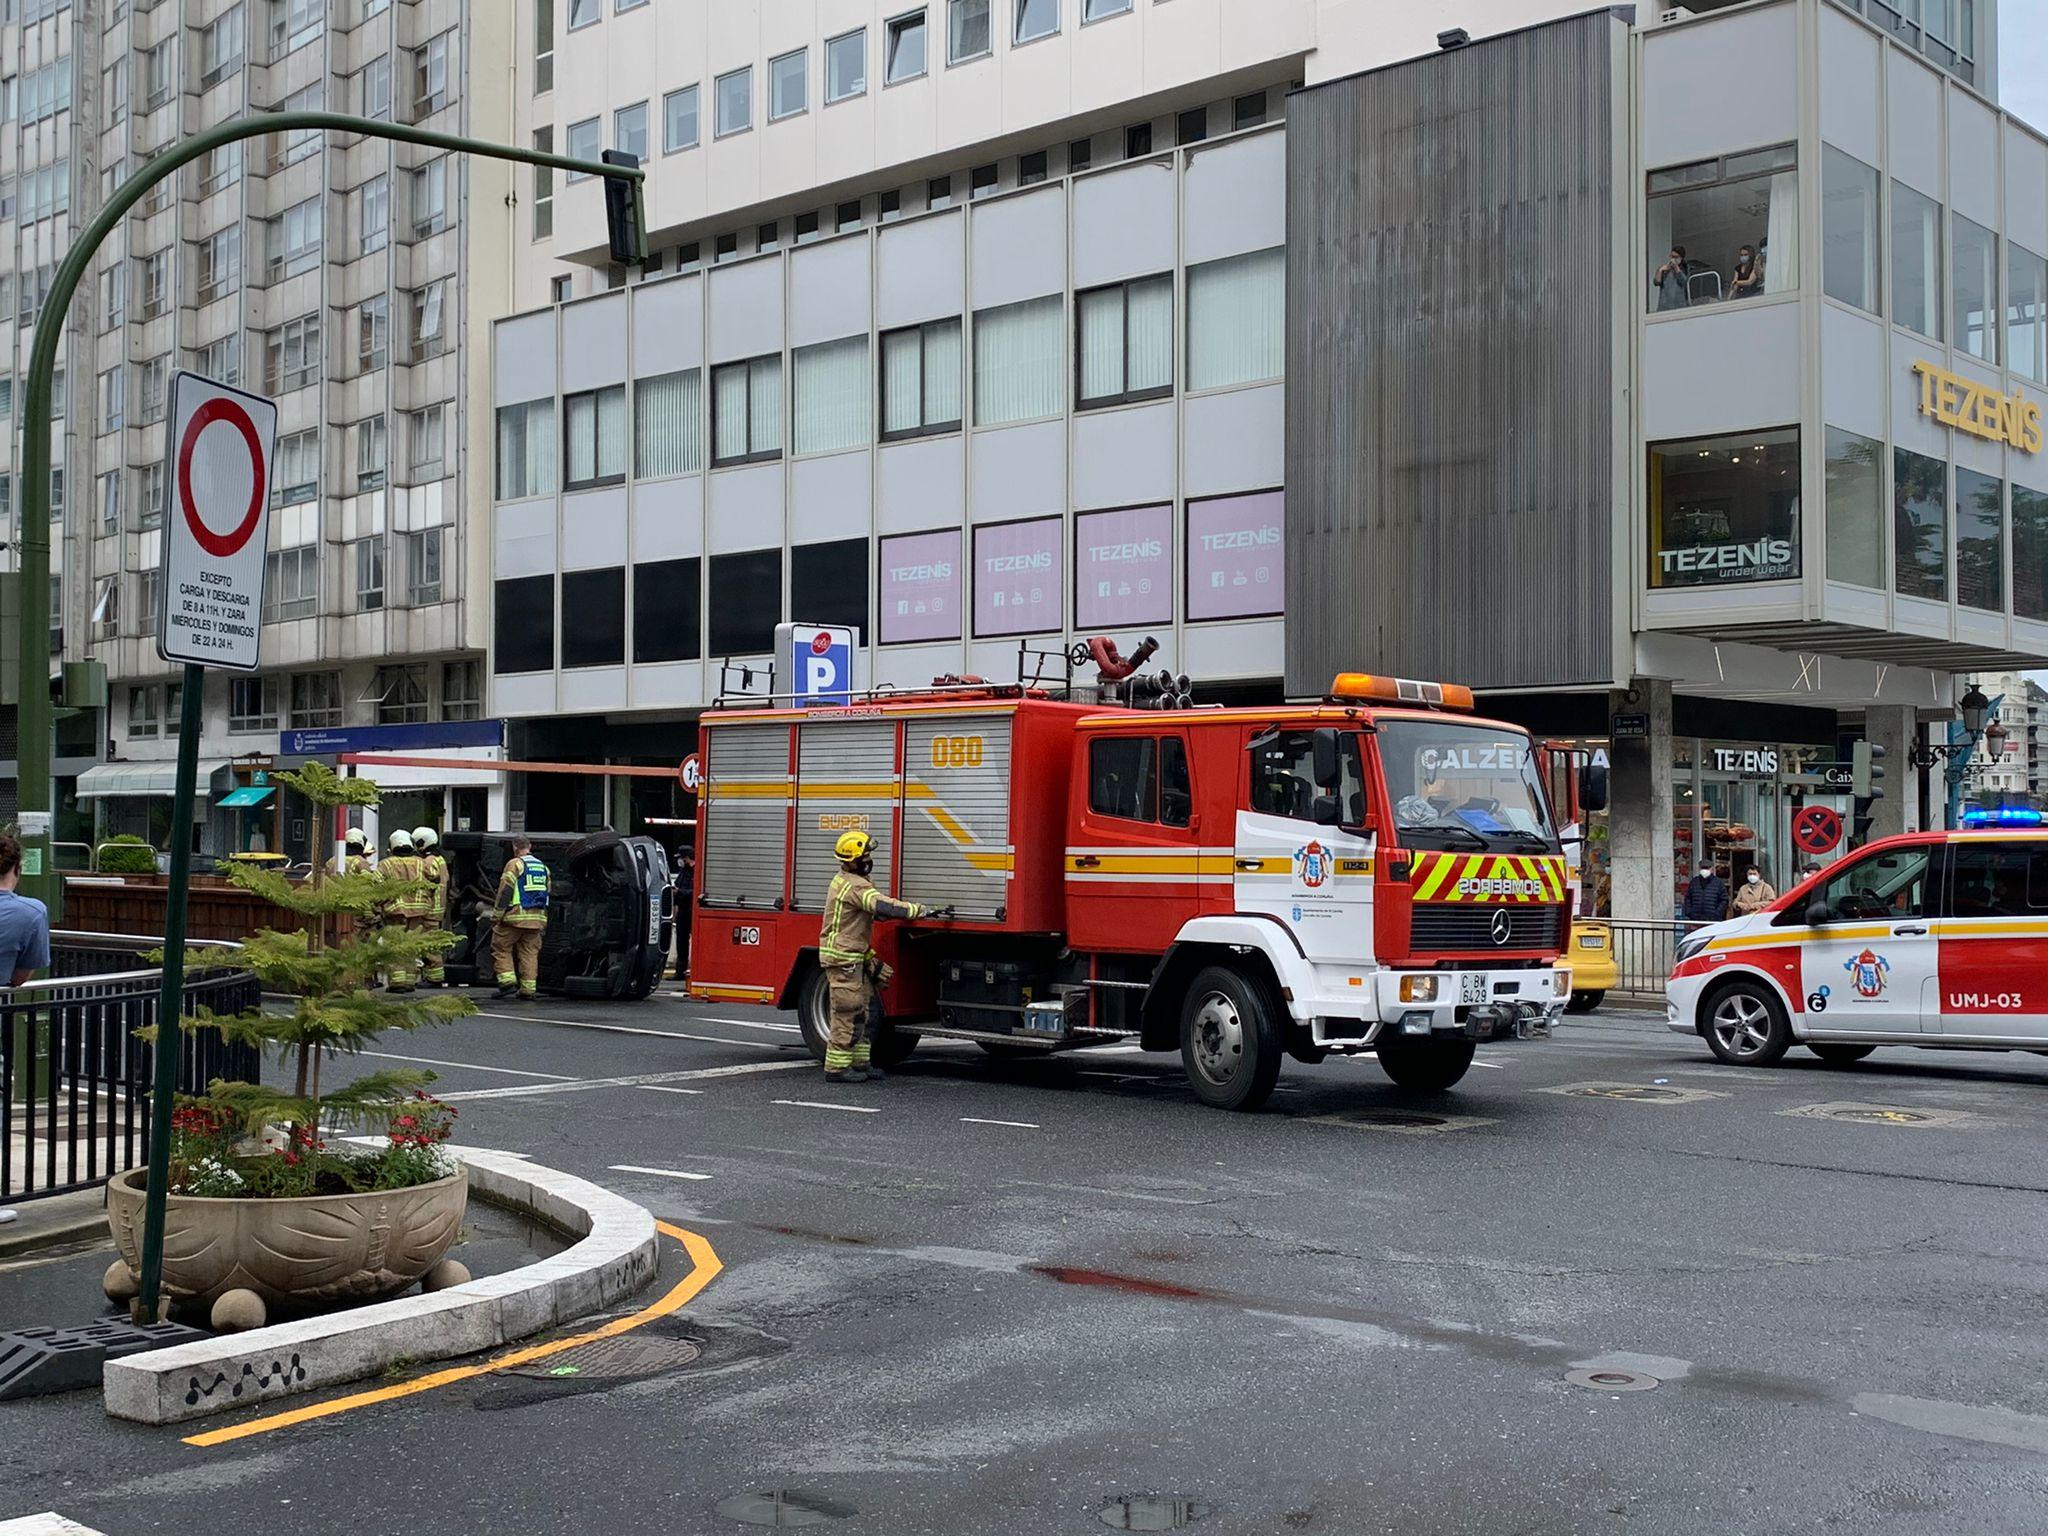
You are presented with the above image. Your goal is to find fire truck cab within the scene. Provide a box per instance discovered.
[687,672,1596,1110]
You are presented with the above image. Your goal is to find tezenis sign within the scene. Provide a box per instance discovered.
[1912,360,2043,452]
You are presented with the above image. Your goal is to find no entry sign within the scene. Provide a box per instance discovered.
[157,372,277,671]
[1792,805,1843,855]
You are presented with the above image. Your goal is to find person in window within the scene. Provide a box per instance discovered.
[1732,863,1777,916]
[1727,244,1764,301]
[1653,245,1690,311]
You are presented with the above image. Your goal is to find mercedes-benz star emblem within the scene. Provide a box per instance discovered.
[1489,908,1514,947]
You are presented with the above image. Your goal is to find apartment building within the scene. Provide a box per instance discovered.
[0,0,513,860]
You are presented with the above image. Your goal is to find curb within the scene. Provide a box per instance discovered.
[0,1517,108,1535]
[0,1189,108,1260]
[101,1144,658,1426]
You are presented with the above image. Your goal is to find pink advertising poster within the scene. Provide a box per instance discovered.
[878,529,963,643]
[1186,491,1285,620]
[1075,505,1173,629]
[972,516,1064,636]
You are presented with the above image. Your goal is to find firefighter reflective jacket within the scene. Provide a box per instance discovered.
[420,853,449,920]
[497,855,550,927]
[380,854,437,917]
[819,870,917,965]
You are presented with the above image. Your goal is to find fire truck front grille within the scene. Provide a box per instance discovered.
[1409,905,1559,953]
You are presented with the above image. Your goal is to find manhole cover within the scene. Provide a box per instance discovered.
[715,1490,856,1527]
[1782,1101,1984,1130]
[1567,1085,1684,1102]
[1538,1081,1727,1105]
[504,1334,702,1381]
[1828,1106,1931,1124]
[1565,1367,1659,1393]
[1350,1110,1448,1128]
[1100,1496,1208,1530]
[1306,1108,1496,1135]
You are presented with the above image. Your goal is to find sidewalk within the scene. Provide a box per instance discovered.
[0,1186,109,1261]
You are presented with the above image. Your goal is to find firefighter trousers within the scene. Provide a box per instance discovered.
[491,921,544,996]
[823,961,873,1074]
[406,914,446,984]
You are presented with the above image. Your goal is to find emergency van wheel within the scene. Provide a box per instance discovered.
[1566,990,1605,1014]
[1179,965,1283,1111]
[1702,980,1791,1066]
[1374,1039,1475,1092]
[1808,1042,1876,1065]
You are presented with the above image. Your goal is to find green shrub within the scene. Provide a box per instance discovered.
[96,835,159,875]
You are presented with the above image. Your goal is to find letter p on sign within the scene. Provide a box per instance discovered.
[776,622,857,708]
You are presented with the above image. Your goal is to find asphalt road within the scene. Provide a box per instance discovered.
[6,994,2048,1534]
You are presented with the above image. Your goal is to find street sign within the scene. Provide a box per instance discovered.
[776,622,857,707]
[279,719,505,757]
[157,373,277,672]
[1610,712,1649,739]
[1793,805,1843,855]
[680,753,702,794]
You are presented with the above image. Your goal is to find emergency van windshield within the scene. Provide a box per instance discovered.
[1376,721,1559,851]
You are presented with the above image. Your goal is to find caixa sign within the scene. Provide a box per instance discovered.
[1657,537,1796,582]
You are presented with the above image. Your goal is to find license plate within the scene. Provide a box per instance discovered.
[1458,972,1489,1006]
[1579,936,1607,950]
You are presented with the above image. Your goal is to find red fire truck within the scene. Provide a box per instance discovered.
[686,670,1602,1110]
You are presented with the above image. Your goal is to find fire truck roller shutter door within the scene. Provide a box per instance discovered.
[902,714,1015,920]
[795,719,901,911]
[702,723,794,908]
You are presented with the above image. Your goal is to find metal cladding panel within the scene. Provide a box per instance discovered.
[1284,11,1622,694]
[901,714,1015,920]
[794,719,900,912]
[701,722,792,909]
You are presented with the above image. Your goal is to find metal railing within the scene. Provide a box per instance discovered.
[3,935,260,1203]
[1604,919,1712,996]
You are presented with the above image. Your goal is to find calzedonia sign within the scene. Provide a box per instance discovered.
[1912,359,2043,452]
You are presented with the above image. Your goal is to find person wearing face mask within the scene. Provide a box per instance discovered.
[1732,863,1777,916]
[1682,859,1730,923]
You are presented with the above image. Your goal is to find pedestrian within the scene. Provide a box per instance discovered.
[379,829,428,992]
[491,835,550,1001]
[412,826,450,987]
[0,832,50,1229]
[1681,859,1730,923]
[331,826,373,876]
[1732,864,1778,916]
[816,831,935,1084]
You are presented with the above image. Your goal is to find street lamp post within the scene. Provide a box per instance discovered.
[1911,683,2002,830]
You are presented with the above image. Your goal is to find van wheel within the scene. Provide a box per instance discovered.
[1179,965,1283,1111]
[1375,1039,1476,1092]
[1809,1042,1876,1065]
[1566,989,1605,1014]
[1702,980,1791,1066]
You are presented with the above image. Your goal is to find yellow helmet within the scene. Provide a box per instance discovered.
[834,830,874,863]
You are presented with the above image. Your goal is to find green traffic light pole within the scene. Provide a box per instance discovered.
[9,111,643,1324]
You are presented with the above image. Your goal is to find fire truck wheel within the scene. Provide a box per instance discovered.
[871,1026,921,1068]
[1701,979,1791,1066]
[1179,965,1284,1111]
[1374,1039,1475,1092]
[796,966,833,1063]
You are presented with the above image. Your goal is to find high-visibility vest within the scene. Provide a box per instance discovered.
[508,856,551,912]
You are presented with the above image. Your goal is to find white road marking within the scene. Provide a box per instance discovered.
[774,1098,883,1114]
[960,1116,1040,1129]
[636,1085,707,1096]
[474,1009,784,1050]
[1469,1059,1506,1070]
[692,1014,803,1033]
[608,1164,713,1181]
[440,1058,813,1101]
[361,1049,575,1081]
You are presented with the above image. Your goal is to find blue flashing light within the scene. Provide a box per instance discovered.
[1959,806,2045,827]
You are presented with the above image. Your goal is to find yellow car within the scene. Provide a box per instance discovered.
[1563,919,1617,1012]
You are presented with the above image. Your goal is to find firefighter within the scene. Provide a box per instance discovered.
[331,826,373,877]
[380,829,431,992]
[411,825,450,987]
[491,835,550,1001]
[818,830,932,1084]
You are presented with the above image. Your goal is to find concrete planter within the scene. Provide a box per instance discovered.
[104,1165,467,1312]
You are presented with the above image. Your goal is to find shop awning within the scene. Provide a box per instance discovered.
[75,761,230,799]
[217,786,275,808]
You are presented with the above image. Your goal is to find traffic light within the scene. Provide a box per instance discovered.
[601,149,646,266]
[1851,739,1886,799]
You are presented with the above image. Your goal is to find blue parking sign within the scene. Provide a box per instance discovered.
[777,622,857,707]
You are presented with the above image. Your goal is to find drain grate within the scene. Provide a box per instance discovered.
[504,1334,702,1381]
[1565,1367,1660,1393]
[1100,1496,1208,1530]
[715,1490,855,1527]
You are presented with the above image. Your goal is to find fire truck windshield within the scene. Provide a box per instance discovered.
[1376,722,1558,850]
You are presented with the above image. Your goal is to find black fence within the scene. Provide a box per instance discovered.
[1604,919,1712,998]
[2,934,262,1203]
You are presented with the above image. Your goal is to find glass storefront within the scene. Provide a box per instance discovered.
[1676,738,1854,915]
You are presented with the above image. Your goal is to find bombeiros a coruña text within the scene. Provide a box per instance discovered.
[173,568,256,651]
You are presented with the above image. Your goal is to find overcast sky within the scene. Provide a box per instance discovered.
[2004,0,2048,129]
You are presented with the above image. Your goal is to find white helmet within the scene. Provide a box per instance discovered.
[412,826,439,849]
[388,829,415,853]
[344,827,369,850]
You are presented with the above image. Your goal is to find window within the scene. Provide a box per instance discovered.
[275,428,320,505]
[97,471,122,533]
[1814,846,1930,922]
[566,117,599,176]
[1645,145,1797,311]
[975,295,1062,425]
[560,567,625,667]
[758,221,780,252]
[1078,275,1173,408]
[972,516,1062,635]
[128,686,159,739]
[200,143,242,196]
[769,50,806,120]
[50,468,64,520]
[1894,446,1948,600]
[1945,843,2048,919]
[98,367,124,431]
[1953,213,1997,363]
[567,0,599,26]
[142,42,172,111]
[1233,91,1266,131]
[834,203,860,233]
[267,82,327,171]
[406,527,443,604]
[497,399,557,497]
[1176,107,1207,145]
[198,335,240,387]
[106,58,129,123]
[1824,426,1883,590]
[263,546,319,622]
[1019,151,1047,186]
[410,159,447,237]
[411,33,449,117]
[563,387,627,488]
[1892,180,1942,339]
[712,356,783,465]
[1125,122,1152,158]
[614,100,648,161]
[1956,467,2003,613]
[358,174,390,254]
[878,529,962,642]
[552,274,574,303]
[266,196,322,280]
[950,0,991,61]
[137,250,170,320]
[266,313,322,393]
[138,357,167,425]
[374,664,429,724]
[99,265,125,328]
[1015,0,1056,42]
[2016,484,2048,622]
[827,30,866,103]
[791,539,869,634]
[1067,140,1091,175]
[290,671,342,728]
[408,279,447,361]
[929,173,954,207]
[1187,247,1282,391]
[1186,491,1284,620]
[408,404,446,473]
[0,377,9,420]
[663,85,698,151]
[139,570,161,632]
[886,9,928,83]
[271,0,322,56]
[201,4,246,87]
[494,576,555,672]
[708,550,782,655]
[634,369,702,477]
[970,163,998,200]
[442,659,481,720]
[634,558,701,662]
[793,337,870,456]
[356,415,387,491]
[1089,737,1159,822]
[525,129,555,242]
[359,55,391,119]
[1083,0,1131,17]
[2007,242,2047,385]
[229,676,278,733]
[797,210,822,242]
[358,294,390,372]
[354,536,386,610]
[138,463,165,529]
[1646,429,1799,589]
[881,319,964,439]
[715,67,751,137]
[1250,730,1363,824]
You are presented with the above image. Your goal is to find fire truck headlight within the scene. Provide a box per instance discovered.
[1399,1012,1434,1034]
[1399,975,1440,1003]
[1553,969,1570,997]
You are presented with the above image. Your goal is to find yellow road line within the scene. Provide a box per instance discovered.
[183,1220,721,1448]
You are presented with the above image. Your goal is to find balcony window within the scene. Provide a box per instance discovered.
[881,319,964,440]
[793,337,870,456]
[1646,145,1796,311]
[497,399,557,498]
[1820,145,1879,313]
[1893,446,1947,600]
[1077,274,1173,409]
[827,29,866,102]
[1646,428,1800,589]
[563,386,627,488]
[1187,247,1283,391]
[885,10,928,83]
[769,50,806,120]
[1891,180,1942,339]
[1824,425,1883,590]
[974,295,1062,425]
[664,85,698,152]
[1953,213,1997,363]
[711,356,783,466]
[1956,467,2003,613]
[714,67,751,137]
[634,369,702,478]
[2007,242,2047,385]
